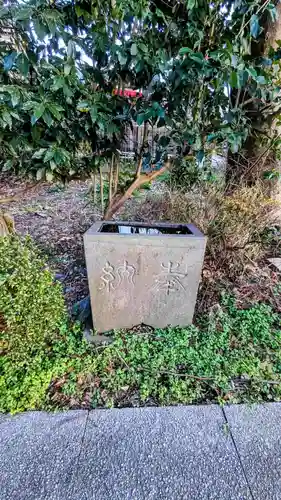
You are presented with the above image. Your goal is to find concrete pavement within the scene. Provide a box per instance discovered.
[1,404,280,499]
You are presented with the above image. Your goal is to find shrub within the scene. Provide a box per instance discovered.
[130,182,278,274]
[163,183,278,274]
[169,157,217,191]
[0,235,66,359]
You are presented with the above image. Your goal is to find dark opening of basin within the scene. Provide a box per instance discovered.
[99,223,192,235]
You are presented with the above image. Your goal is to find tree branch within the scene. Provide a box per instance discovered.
[103,163,170,220]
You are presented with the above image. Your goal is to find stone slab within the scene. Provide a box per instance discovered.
[71,405,252,500]
[225,403,281,500]
[84,221,207,332]
[0,410,88,500]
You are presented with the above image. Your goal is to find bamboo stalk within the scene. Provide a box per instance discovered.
[93,174,97,204]
[99,166,104,214]
[136,122,148,177]
[114,157,119,196]
[109,155,114,203]
[91,173,97,204]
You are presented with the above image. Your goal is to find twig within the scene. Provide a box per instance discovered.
[114,348,130,369]
[226,239,263,250]
[235,88,242,109]
[141,367,214,381]
[90,173,97,204]
[241,97,256,108]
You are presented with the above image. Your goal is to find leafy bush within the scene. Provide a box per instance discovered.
[169,157,217,191]
[0,236,66,359]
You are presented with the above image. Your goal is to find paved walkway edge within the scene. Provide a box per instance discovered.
[1,404,280,500]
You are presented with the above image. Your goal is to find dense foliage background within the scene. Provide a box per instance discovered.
[1,0,281,197]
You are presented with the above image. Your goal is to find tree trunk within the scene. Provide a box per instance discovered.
[226,3,281,207]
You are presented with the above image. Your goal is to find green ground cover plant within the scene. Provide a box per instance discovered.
[1,234,281,414]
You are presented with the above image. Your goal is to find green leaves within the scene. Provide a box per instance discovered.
[90,105,98,123]
[31,104,45,126]
[47,103,64,121]
[117,52,127,66]
[32,148,46,160]
[189,52,204,64]
[11,89,20,107]
[256,75,267,85]
[250,14,259,39]
[15,6,33,20]
[51,76,65,91]
[30,101,64,126]
[186,0,196,9]
[130,43,138,56]
[77,101,90,112]
[136,113,146,126]
[179,48,205,65]
[0,0,280,190]
[3,52,17,72]
[229,71,238,89]
[33,19,48,40]
[16,53,29,77]
[2,110,12,129]
[64,63,72,76]
[247,67,257,79]
[179,47,191,56]
[139,43,148,53]
[42,111,53,127]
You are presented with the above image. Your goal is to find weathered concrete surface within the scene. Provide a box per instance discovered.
[0,410,87,500]
[84,221,207,332]
[0,405,252,500]
[225,403,281,500]
[71,406,251,500]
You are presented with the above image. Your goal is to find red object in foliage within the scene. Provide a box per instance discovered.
[114,88,143,97]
